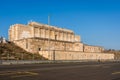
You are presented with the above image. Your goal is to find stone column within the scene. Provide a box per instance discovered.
[71,34,74,42]
[39,28,41,38]
[62,32,64,41]
[67,33,70,41]
[66,33,68,41]
[9,27,12,41]
[36,28,40,37]
[49,30,51,39]
[45,29,49,38]
[59,32,62,40]
[64,32,67,41]
[15,26,18,40]
[73,35,75,42]
[61,32,63,41]
[51,30,54,39]
[69,33,72,42]
[44,29,46,38]
[38,28,40,37]
[31,27,35,38]
[58,31,60,40]
[41,28,45,38]
[10,26,14,41]
[61,32,63,40]
[13,27,15,40]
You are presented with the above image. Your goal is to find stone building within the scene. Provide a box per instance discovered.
[0,37,7,43]
[9,22,114,60]
[83,44,104,53]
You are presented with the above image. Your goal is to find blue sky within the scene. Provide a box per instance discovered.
[0,0,120,50]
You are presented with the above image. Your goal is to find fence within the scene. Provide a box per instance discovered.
[0,59,119,65]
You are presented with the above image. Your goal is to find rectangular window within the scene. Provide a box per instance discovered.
[38,48,41,51]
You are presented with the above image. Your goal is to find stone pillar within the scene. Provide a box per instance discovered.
[38,28,40,37]
[41,28,45,38]
[12,26,15,41]
[51,30,54,39]
[39,28,41,38]
[63,32,64,41]
[15,26,18,40]
[31,27,35,37]
[44,29,46,38]
[64,32,67,41]
[45,29,49,38]
[57,31,60,40]
[61,32,63,40]
[49,30,51,39]
[71,34,74,42]
[9,27,12,41]
[54,31,56,40]
[73,35,75,42]
[61,32,64,41]
[59,32,62,40]
[13,27,15,40]
[66,33,68,41]
[69,33,72,42]
[67,33,70,41]
[34,28,40,37]
[14,26,16,40]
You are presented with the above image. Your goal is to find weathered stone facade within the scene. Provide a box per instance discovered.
[9,22,114,60]
[9,22,76,42]
[83,44,104,53]
[39,51,114,60]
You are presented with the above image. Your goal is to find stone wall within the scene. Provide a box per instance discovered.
[84,45,104,53]
[9,22,78,42]
[39,51,114,60]
[75,35,81,42]
[9,24,32,41]
[14,38,83,53]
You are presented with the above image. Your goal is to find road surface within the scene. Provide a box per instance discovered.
[0,62,120,80]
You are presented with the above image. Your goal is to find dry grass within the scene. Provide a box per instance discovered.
[0,42,47,60]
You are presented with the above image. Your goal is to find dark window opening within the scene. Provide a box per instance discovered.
[38,48,41,51]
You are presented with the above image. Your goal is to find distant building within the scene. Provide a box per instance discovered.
[0,37,7,43]
[8,21,114,60]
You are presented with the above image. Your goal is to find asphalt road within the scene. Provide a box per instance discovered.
[0,62,120,80]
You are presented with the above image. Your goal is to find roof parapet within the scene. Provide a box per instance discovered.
[28,21,74,33]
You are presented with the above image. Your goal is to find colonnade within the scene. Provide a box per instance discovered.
[32,27,75,42]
